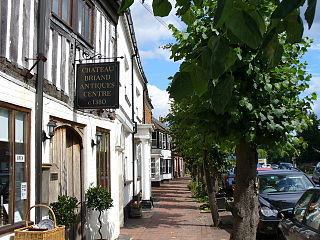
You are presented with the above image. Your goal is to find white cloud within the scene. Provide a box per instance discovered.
[130,0,184,61]
[131,1,178,44]
[305,76,320,94]
[140,47,172,61]
[147,84,171,119]
[310,42,320,50]
[312,98,320,116]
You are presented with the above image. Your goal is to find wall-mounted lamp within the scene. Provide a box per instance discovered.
[42,120,57,142]
[91,132,103,148]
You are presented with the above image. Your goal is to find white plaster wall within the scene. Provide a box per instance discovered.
[117,18,134,116]
[0,72,36,240]
[141,140,151,200]
[41,95,122,240]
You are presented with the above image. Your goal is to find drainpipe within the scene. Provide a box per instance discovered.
[131,53,137,199]
[35,0,46,222]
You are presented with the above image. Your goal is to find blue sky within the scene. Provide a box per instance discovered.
[131,2,320,119]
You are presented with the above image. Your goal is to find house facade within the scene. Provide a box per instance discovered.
[151,117,172,187]
[0,1,152,239]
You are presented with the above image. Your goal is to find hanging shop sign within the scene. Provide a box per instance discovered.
[76,62,119,109]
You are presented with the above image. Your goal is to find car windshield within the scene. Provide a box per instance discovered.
[258,174,314,193]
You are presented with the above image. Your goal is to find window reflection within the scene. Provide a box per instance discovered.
[0,106,29,227]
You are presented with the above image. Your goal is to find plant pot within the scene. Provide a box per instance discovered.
[129,207,142,217]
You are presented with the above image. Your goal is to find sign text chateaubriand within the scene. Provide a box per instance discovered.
[76,62,119,109]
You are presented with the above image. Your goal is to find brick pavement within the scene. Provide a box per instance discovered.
[118,177,232,240]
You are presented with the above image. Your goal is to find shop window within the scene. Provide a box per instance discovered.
[96,130,110,191]
[51,0,93,43]
[0,105,30,229]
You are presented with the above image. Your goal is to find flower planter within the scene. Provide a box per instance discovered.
[129,200,142,217]
[130,206,142,217]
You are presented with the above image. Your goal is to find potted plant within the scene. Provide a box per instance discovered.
[85,185,113,240]
[49,195,80,239]
[129,200,142,217]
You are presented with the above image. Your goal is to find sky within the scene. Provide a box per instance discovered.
[130,2,320,119]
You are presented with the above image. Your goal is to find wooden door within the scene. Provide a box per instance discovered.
[51,126,83,240]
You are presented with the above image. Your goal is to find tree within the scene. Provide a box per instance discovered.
[297,113,320,164]
[166,2,315,240]
[167,99,234,227]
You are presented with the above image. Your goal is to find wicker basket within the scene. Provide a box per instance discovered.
[14,204,65,240]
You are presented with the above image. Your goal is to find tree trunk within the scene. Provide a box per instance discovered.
[203,150,220,227]
[230,139,259,240]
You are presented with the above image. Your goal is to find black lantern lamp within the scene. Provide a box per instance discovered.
[42,120,57,142]
[91,132,103,148]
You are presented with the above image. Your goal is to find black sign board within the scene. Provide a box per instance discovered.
[76,62,119,109]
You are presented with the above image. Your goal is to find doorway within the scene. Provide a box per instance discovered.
[51,125,83,240]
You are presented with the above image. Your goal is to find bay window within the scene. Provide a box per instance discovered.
[51,0,93,43]
[0,104,30,229]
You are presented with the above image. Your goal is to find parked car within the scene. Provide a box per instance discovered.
[222,169,235,197]
[312,162,320,184]
[257,170,315,235]
[271,164,279,170]
[278,188,320,240]
[279,162,294,169]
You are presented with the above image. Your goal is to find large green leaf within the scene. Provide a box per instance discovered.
[169,71,194,101]
[227,10,263,49]
[208,36,230,78]
[284,12,304,43]
[180,63,209,96]
[181,9,196,25]
[193,0,203,7]
[214,0,233,27]
[118,0,134,13]
[212,74,234,115]
[271,0,305,18]
[304,0,317,29]
[189,66,209,96]
[152,0,172,17]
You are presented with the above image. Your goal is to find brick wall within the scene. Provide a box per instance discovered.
[144,102,152,124]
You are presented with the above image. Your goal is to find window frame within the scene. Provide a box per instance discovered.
[151,158,156,179]
[0,102,30,234]
[293,190,314,223]
[151,132,157,149]
[51,0,94,44]
[304,192,320,231]
[96,128,111,191]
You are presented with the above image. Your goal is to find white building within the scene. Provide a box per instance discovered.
[0,1,152,239]
[151,117,173,187]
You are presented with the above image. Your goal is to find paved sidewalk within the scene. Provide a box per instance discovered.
[119,177,232,240]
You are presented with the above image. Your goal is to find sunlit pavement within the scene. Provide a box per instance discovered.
[118,177,232,240]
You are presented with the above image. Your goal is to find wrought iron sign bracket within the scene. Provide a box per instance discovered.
[21,56,47,79]
[75,52,124,63]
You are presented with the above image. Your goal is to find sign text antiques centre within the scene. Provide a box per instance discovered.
[76,62,119,109]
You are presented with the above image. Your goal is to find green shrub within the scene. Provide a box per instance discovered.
[188,181,207,200]
[299,164,315,175]
[50,195,79,228]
